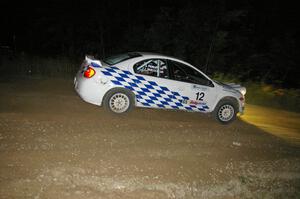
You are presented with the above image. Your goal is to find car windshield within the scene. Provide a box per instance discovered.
[102,52,142,65]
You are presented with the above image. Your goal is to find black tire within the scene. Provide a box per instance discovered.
[102,88,134,114]
[213,99,237,124]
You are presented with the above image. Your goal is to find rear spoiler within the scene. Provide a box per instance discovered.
[85,55,102,67]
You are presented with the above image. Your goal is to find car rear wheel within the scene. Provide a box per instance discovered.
[103,88,134,114]
[213,99,237,124]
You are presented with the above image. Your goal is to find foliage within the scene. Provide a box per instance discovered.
[245,83,300,113]
[0,53,78,78]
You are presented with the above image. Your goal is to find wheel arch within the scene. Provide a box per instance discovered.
[101,86,136,106]
[214,96,239,112]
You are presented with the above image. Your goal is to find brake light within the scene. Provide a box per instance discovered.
[239,96,244,101]
[84,67,95,78]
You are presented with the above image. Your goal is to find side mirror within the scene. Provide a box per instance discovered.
[207,80,214,87]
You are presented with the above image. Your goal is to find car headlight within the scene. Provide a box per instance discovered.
[240,87,246,95]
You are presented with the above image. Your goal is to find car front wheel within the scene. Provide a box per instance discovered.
[213,99,237,124]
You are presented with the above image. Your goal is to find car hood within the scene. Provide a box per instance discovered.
[216,81,246,95]
[224,83,246,95]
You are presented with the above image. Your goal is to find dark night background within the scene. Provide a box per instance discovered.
[0,0,299,88]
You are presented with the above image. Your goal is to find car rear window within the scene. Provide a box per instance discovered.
[102,52,142,65]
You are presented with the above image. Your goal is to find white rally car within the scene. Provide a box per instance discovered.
[74,52,246,124]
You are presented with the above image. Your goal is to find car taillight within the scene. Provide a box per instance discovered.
[84,67,95,78]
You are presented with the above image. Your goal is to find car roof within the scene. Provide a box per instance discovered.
[133,52,191,64]
[136,52,176,59]
[136,52,164,56]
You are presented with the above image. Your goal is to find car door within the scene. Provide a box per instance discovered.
[165,59,218,112]
[132,58,183,109]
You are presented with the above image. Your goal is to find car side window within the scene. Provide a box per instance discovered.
[133,59,169,78]
[168,60,213,87]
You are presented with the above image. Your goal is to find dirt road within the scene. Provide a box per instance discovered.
[0,78,299,198]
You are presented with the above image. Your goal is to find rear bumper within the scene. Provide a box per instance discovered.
[74,75,103,106]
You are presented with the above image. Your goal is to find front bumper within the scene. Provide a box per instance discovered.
[239,106,245,115]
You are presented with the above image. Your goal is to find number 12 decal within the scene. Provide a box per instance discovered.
[196,92,205,101]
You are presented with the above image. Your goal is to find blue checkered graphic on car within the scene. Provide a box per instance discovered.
[98,66,209,112]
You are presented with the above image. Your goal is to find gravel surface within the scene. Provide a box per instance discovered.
[0,78,299,198]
